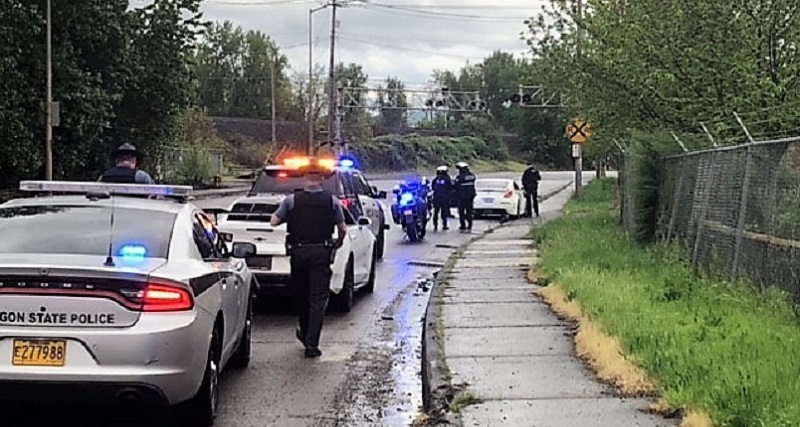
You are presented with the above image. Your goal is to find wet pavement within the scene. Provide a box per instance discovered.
[1,172,580,427]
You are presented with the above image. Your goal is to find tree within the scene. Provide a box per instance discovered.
[193,21,296,121]
[332,62,372,143]
[0,0,203,186]
[377,77,408,128]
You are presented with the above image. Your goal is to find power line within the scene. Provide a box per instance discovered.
[338,31,529,47]
[337,36,488,60]
[364,3,527,21]
[203,0,317,5]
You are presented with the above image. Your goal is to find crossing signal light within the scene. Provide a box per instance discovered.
[510,93,521,103]
[468,101,487,111]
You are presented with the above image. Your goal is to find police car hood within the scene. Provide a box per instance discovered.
[0,254,168,328]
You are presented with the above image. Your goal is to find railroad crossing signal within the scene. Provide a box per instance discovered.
[565,119,591,143]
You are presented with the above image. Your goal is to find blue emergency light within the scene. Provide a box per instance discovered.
[338,156,356,170]
[399,192,415,206]
[119,244,147,258]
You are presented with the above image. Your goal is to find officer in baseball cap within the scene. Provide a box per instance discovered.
[270,158,348,358]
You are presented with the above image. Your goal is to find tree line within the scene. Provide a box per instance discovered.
[1,1,586,189]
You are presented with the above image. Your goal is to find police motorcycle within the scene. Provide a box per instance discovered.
[390,180,430,242]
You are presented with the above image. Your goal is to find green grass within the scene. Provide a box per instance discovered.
[532,178,800,427]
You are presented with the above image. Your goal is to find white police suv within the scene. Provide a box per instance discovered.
[215,157,382,312]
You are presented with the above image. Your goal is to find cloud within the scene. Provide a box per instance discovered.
[199,0,546,86]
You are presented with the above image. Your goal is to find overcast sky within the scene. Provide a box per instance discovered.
[199,0,548,88]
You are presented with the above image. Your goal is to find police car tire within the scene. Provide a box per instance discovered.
[333,259,355,312]
[229,294,253,368]
[180,326,220,426]
[364,246,377,294]
[376,224,385,259]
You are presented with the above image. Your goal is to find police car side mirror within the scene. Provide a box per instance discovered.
[377,190,387,199]
[232,242,257,258]
[357,217,371,227]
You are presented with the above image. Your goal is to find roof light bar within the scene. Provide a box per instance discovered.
[19,181,194,198]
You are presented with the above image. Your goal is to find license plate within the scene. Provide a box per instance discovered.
[482,198,494,203]
[403,210,413,215]
[247,255,272,270]
[12,339,66,367]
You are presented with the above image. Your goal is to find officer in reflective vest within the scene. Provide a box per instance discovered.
[99,143,155,184]
[270,158,347,358]
[455,161,477,232]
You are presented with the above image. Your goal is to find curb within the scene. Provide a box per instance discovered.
[418,181,575,425]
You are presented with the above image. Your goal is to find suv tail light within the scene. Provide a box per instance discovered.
[503,190,514,198]
[142,281,194,312]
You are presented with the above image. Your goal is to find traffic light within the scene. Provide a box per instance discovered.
[468,100,487,111]
[510,93,521,104]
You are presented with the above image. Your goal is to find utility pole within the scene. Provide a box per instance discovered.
[573,0,583,197]
[308,8,315,155]
[270,47,277,144]
[327,0,339,157]
[45,0,53,181]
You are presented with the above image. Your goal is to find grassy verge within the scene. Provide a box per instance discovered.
[532,178,800,427]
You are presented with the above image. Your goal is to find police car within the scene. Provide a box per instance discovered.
[215,157,381,312]
[0,181,257,426]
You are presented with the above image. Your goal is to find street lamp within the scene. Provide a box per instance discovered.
[45,0,53,180]
[308,4,329,155]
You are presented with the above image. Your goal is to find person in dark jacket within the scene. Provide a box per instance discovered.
[431,165,453,231]
[99,143,155,184]
[454,162,476,231]
[271,158,348,359]
[521,163,542,217]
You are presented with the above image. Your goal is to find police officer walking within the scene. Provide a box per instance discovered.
[99,143,156,184]
[431,165,453,231]
[521,163,542,218]
[270,158,348,359]
[455,162,477,232]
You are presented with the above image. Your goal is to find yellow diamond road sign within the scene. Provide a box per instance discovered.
[566,119,591,143]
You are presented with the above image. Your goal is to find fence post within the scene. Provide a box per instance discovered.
[732,144,754,278]
[691,151,718,269]
[667,159,686,242]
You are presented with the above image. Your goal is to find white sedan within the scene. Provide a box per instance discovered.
[473,178,525,219]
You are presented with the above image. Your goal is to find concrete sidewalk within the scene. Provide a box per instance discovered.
[439,188,676,427]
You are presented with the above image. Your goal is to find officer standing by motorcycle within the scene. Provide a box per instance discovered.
[455,162,477,232]
[270,158,348,359]
[521,163,542,217]
[99,143,156,184]
[431,165,453,231]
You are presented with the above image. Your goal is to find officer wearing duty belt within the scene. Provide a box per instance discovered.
[270,158,348,359]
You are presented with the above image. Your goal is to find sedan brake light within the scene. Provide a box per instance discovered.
[142,281,194,312]
[503,190,514,198]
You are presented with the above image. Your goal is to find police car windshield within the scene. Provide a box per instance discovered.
[251,169,336,194]
[0,205,174,258]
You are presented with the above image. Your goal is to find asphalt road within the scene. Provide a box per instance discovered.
[4,171,579,427]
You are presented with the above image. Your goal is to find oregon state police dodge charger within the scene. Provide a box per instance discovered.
[0,181,258,426]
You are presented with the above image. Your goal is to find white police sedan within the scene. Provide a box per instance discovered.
[0,181,257,426]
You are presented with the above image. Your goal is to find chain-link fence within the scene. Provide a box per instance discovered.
[622,136,800,297]
[158,147,225,186]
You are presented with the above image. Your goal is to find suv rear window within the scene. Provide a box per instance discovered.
[0,205,175,258]
[251,169,340,195]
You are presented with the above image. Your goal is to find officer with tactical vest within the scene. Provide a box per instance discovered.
[455,161,477,232]
[431,165,453,231]
[270,158,348,359]
[99,143,156,184]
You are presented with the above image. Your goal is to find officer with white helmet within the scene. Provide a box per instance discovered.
[454,162,476,232]
[431,165,453,231]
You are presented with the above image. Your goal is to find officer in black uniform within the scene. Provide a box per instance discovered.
[99,143,156,184]
[521,163,542,217]
[431,165,453,231]
[455,162,477,232]
[270,158,348,358]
